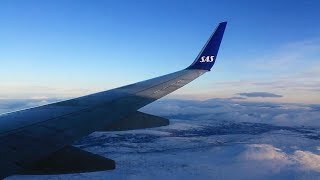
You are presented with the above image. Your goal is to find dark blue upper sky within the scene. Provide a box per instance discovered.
[1,0,319,103]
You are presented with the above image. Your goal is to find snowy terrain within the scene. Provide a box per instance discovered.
[2,98,320,180]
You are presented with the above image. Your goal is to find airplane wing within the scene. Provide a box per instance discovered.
[0,22,227,178]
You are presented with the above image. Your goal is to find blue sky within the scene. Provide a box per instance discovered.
[0,0,319,103]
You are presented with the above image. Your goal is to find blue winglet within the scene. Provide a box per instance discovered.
[186,22,227,71]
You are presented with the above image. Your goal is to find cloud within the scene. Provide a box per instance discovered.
[0,98,60,114]
[243,144,289,161]
[205,38,320,104]
[241,144,320,173]
[293,150,320,172]
[228,96,247,100]
[241,144,293,173]
[252,38,320,71]
[0,84,91,100]
[142,98,320,127]
[237,92,283,98]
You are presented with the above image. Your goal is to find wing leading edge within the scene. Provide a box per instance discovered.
[0,22,227,178]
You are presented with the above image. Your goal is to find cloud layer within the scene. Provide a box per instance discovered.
[237,92,283,98]
[3,98,320,179]
[142,98,320,127]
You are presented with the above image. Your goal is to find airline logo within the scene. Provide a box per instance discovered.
[200,56,215,62]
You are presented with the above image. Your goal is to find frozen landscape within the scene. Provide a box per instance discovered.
[2,98,320,180]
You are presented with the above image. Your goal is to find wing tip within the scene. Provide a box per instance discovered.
[186,21,227,71]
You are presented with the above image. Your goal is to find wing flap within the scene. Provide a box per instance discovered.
[20,146,115,175]
[103,111,169,131]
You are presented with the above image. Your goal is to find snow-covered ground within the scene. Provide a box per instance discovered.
[4,99,320,179]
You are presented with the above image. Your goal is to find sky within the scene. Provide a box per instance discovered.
[0,0,320,103]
